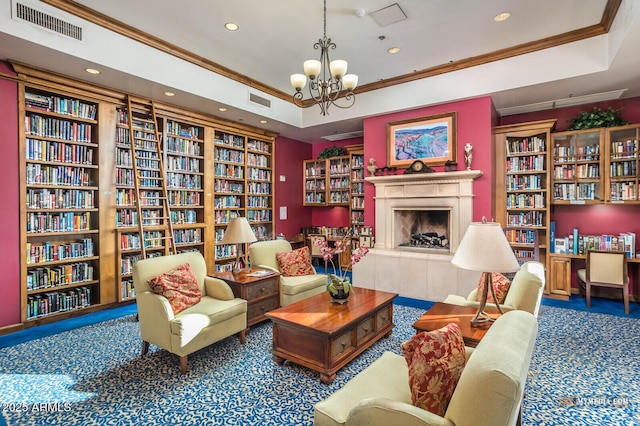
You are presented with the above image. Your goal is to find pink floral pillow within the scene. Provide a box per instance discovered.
[401,323,466,416]
[276,247,315,276]
[475,272,511,303]
[147,263,202,314]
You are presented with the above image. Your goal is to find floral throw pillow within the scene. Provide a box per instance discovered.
[401,323,466,416]
[147,263,202,314]
[475,272,511,304]
[276,247,315,276]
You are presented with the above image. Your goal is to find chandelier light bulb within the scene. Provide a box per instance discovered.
[343,74,358,91]
[303,60,322,80]
[290,74,307,91]
[329,60,348,78]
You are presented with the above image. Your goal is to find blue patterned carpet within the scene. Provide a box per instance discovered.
[1,302,639,425]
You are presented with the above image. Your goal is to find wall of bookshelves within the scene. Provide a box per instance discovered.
[20,86,103,322]
[350,151,365,234]
[14,64,276,328]
[303,159,327,206]
[606,124,640,203]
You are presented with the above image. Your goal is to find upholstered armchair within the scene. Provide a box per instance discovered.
[133,251,247,374]
[248,240,327,306]
[443,260,546,317]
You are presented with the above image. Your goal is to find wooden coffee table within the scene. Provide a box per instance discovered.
[412,302,501,348]
[265,288,397,384]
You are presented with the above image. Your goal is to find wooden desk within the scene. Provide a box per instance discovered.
[412,302,501,348]
[265,288,397,384]
[214,268,280,327]
[548,253,639,300]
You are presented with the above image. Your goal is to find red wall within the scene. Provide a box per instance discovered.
[0,62,20,329]
[273,136,313,238]
[362,97,495,229]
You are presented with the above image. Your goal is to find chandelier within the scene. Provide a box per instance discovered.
[290,0,358,116]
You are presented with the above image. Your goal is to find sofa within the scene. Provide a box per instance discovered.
[132,251,248,374]
[248,239,327,306]
[443,261,545,317]
[314,310,538,426]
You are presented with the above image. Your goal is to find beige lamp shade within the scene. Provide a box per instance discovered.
[220,217,257,245]
[451,219,519,273]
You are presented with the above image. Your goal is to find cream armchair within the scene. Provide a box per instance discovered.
[133,251,247,374]
[249,240,327,306]
[443,260,545,317]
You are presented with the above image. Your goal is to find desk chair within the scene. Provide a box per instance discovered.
[308,234,328,272]
[577,250,629,314]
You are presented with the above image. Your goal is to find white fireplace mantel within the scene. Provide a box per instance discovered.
[353,170,483,302]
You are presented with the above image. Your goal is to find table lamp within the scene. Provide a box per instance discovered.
[451,217,520,327]
[220,217,257,274]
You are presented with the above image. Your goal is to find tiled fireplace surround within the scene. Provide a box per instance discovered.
[352,170,483,301]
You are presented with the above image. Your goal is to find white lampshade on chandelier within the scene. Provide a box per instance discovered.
[290,0,358,115]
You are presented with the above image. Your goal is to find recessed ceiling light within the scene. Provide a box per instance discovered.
[494,12,510,22]
[218,107,228,112]
[164,91,175,97]
[260,120,268,124]
[225,22,239,31]
[387,47,400,54]
[84,68,101,75]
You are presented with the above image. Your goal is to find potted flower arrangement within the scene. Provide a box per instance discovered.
[314,233,369,303]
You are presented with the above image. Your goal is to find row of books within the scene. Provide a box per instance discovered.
[166,156,201,173]
[166,137,202,156]
[166,122,200,139]
[214,196,241,209]
[553,183,599,201]
[506,193,545,209]
[506,174,544,191]
[26,92,97,120]
[27,188,95,209]
[26,114,93,143]
[552,226,636,259]
[505,136,546,154]
[166,172,202,189]
[215,147,245,163]
[306,180,326,190]
[26,262,94,290]
[173,228,202,245]
[610,182,637,201]
[168,191,201,206]
[215,133,245,148]
[215,244,237,259]
[506,154,545,172]
[121,279,135,300]
[251,225,270,240]
[26,287,92,319]
[26,163,93,187]
[246,209,272,222]
[26,138,94,165]
[610,160,637,177]
[247,153,269,168]
[247,139,270,154]
[247,168,271,181]
[247,195,270,208]
[215,179,244,193]
[506,211,545,227]
[27,239,94,264]
[553,164,599,179]
[170,209,198,224]
[610,139,637,158]
[214,163,244,179]
[120,254,143,275]
[247,181,271,194]
[27,212,91,233]
[553,143,600,160]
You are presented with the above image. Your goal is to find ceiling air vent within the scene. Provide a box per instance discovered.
[322,130,364,141]
[13,1,83,41]
[249,92,271,109]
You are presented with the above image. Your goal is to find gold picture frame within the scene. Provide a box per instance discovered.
[387,112,457,167]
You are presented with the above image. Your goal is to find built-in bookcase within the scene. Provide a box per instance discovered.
[606,124,640,203]
[246,137,274,240]
[551,128,604,204]
[213,130,246,272]
[20,86,101,321]
[303,159,327,206]
[163,118,206,255]
[350,151,365,234]
[493,119,556,295]
[328,156,351,206]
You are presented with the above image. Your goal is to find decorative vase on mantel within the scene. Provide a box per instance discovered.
[327,274,351,304]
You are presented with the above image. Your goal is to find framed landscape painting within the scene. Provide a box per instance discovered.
[387,112,457,167]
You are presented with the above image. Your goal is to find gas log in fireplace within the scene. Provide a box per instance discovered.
[394,209,450,251]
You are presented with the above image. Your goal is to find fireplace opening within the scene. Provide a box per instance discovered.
[394,208,451,251]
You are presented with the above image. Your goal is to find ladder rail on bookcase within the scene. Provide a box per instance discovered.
[125,96,176,259]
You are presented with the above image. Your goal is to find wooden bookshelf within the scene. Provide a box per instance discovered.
[551,128,604,204]
[246,137,274,241]
[20,86,103,322]
[303,159,328,206]
[349,150,365,234]
[493,119,556,296]
[606,124,640,204]
[328,156,351,206]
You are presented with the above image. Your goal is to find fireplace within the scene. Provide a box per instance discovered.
[352,170,483,301]
[394,208,451,252]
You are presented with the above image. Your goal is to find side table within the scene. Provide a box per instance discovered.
[412,302,501,348]
[214,268,280,327]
